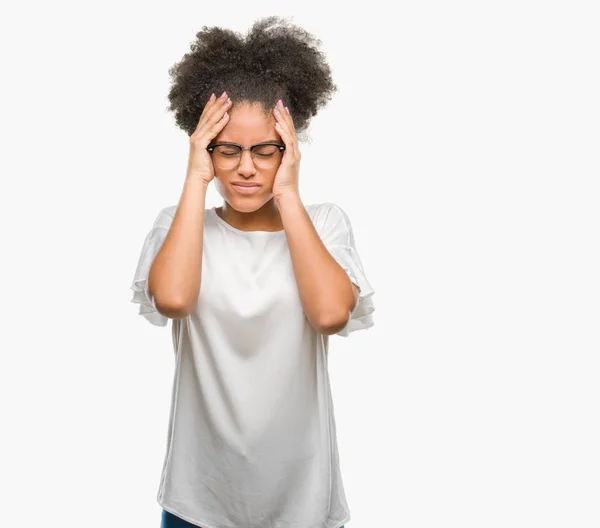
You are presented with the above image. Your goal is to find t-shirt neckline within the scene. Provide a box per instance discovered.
[211,206,286,236]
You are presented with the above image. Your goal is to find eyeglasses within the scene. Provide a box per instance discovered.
[206,142,286,170]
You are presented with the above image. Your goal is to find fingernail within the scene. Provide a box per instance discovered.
[220,91,227,99]
[209,93,215,101]
[285,106,290,114]
[278,99,284,107]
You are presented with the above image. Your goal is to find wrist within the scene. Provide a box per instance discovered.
[274,190,301,206]
[184,175,211,190]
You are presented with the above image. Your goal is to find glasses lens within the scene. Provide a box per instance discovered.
[214,145,241,170]
[252,144,282,169]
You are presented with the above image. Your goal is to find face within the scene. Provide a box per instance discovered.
[211,102,282,213]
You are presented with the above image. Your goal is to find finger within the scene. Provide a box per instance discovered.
[200,94,230,130]
[273,106,298,157]
[195,92,231,133]
[190,111,231,148]
[274,114,296,159]
[194,111,230,148]
[273,104,293,135]
[284,106,296,133]
[198,92,216,118]
[194,94,232,139]
[281,102,296,134]
[276,99,295,132]
[196,92,220,125]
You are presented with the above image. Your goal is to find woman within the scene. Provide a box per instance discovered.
[130,16,376,528]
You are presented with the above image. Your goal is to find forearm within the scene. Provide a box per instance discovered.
[148,177,208,317]
[276,192,355,333]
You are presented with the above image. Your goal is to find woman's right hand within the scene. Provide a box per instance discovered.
[186,91,232,185]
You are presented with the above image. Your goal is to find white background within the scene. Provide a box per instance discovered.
[1,1,598,527]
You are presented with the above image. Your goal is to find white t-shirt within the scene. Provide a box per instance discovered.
[130,202,375,528]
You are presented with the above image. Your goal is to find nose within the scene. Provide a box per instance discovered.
[237,149,257,177]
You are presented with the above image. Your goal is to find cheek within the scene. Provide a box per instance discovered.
[263,171,277,187]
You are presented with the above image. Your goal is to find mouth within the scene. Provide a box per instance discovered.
[231,183,262,194]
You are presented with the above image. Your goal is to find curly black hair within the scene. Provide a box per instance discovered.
[166,16,337,140]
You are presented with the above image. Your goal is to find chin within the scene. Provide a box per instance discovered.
[217,185,274,213]
[225,199,269,213]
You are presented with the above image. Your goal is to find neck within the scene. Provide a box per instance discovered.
[217,199,284,232]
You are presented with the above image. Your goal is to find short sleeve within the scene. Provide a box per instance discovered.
[129,206,175,327]
[317,202,376,337]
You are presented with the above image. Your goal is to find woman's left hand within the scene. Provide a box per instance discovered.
[272,99,301,199]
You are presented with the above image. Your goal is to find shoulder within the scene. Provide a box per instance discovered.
[151,205,177,229]
[305,202,352,234]
[306,202,348,224]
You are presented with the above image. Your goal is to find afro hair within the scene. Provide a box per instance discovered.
[166,16,337,141]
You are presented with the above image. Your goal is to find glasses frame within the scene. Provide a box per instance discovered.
[206,142,286,169]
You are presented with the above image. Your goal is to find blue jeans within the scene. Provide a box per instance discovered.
[162,509,345,527]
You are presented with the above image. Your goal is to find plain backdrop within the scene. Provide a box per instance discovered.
[1,1,598,527]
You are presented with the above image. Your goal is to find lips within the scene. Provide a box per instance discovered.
[231,183,262,194]
[232,183,261,187]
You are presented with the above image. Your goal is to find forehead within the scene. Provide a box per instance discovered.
[214,102,278,144]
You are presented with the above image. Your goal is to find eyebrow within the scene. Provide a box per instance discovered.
[213,139,281,146]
